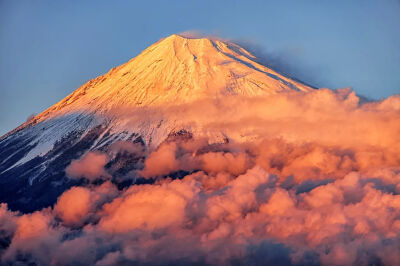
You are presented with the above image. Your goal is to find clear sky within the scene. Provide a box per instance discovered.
[1,0,399,135]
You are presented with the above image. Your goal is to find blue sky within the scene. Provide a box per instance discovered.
[1,0,399,135]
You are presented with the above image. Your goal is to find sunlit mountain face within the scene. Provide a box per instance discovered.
[1,34,400,266]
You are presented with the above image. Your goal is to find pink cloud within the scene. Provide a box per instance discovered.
[66,151,110,181]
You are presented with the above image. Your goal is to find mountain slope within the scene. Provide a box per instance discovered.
[0,34,315,212]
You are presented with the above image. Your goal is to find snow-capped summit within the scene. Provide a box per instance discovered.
[31,34,312,124]
[0,34,315,212]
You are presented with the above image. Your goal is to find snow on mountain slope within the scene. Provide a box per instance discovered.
[2,34,314,162]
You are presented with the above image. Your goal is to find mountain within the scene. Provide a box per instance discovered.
[0,34,314,212]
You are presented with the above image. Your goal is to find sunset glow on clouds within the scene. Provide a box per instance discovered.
[1,88,400,265]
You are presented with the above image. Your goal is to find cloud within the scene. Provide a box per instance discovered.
[1,88,400,265]
[200,151,251,176]
[138,142,179,178]
[54,186,92,227]
[54,182,118,227]
[66,151,110,181]
[99,179,198,233]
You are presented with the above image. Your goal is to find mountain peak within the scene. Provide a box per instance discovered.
[155,33,254,59]
[30,34,314,124]
[165,33,214,41]
[143,33,233,65]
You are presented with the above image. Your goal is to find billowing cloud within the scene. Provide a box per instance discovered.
[54,186,92,226]
[1,88,400,265]
[66,151,110,181]
[139,142,179,178]
[54,182,118,227]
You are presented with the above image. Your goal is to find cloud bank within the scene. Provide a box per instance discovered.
[1,88,400,265]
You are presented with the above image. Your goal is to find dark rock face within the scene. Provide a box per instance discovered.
[166,129,193,143]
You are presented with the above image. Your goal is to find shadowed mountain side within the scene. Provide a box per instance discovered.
[0,114,145,212]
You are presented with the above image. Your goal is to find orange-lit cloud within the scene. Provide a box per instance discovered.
[66,151,110,181]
